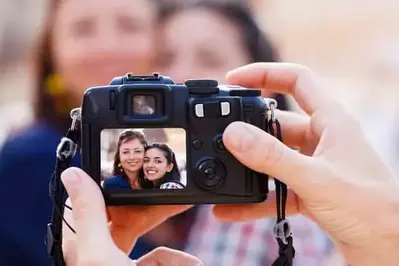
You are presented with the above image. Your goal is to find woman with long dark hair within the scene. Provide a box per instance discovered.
[143,143,185,189]
[0,0,163,264]
[157,1,330,265]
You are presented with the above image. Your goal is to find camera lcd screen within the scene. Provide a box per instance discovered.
[100,128,187,190]
[132,95,156,115]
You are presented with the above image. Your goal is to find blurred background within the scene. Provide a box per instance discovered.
[1,0,398,172]
[0,0,397,265]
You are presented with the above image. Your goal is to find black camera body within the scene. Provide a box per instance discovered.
[81,73,270,205]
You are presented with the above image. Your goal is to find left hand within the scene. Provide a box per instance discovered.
[61,167,202,266]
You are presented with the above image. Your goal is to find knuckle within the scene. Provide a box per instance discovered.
[150,246,170,256]
[312,101,346,127]
[288,63,315,81]
[71,195,91,221]
[296,64,314,75]
[259,138,284,172]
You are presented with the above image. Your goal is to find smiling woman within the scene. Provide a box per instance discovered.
[0,0,163,265]
[156,1,331,265]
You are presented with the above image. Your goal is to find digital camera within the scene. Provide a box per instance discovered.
[81,73,272,206]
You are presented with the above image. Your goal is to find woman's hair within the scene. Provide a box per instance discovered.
[112,129,151,188]
[33,0,167,130]
[33,0,68,130]
[144,142,183,188]
[159,0,288,111]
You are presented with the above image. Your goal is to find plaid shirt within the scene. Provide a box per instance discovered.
[160,181,185,189]
[184,205,333,266]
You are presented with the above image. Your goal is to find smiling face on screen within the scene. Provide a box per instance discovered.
[119,138,145,174]
[143,147,173,182]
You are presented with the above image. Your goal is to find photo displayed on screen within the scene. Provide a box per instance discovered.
[101,128,186,190]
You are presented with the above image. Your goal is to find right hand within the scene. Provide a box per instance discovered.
[213,63,399,266]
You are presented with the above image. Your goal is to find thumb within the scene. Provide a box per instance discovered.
[137,247,204,266]
[61,167,113,259]
[223,121,315,195]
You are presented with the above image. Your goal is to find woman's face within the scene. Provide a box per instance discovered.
[51,0,157,102]
[157,8,250,83]
[119,138,145,174]
[143,148,173,181]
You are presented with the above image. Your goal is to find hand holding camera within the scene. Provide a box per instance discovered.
[50,63,399,266]
[214,63,399,266]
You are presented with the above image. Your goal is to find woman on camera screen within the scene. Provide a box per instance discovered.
[0,0,162,264]
[103,130,184,190]
[143,143,185,189]
[103,129,148,190]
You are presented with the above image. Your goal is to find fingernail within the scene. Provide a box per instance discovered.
[224,123,255,152]
[61,168,81,195]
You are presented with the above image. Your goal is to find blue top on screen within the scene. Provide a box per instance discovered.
[103,175,131,189]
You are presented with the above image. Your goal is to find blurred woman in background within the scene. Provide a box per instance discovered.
[157,1,332,265]
[0,0,162,265]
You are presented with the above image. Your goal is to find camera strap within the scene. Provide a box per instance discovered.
[46,108,81,266]
[265,100,295,266]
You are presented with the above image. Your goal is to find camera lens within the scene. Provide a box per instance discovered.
[196,158,226,189]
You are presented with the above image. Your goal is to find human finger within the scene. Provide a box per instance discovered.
[223,121,319,196]
[61,167,113,260]
[109,205,192,253]
[137,247,203,266]
[273,109,310,148]
[212,190,302,222]
[62,198,77,265]
[226,63,334,116]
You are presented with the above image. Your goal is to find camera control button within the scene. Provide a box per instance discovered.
[189,86,219,94]
[185,79,218,87]
[220,102,230,116]
[194,104,204,118]
[230,89,261,97]
[192,139,203,149]
[214,135,226,151]
[196,158,226,189]
[186,79,219,94]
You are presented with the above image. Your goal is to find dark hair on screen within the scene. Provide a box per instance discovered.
[32,0,167,131]
[144,143,183,188]
[112,129,153,189]
[159,0,288,111]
